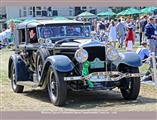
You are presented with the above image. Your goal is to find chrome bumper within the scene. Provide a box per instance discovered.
[64,71,141,82]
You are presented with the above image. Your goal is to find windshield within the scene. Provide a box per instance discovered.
[37,24,91,39]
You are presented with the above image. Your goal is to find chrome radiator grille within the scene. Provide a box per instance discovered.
[83,46,106,73]
[83,46,106,61]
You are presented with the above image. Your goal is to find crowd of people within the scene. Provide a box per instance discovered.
[89,15,156,52]
[1,14,157,56]
[88,14,157,81]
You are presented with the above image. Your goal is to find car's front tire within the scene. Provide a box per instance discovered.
[47,66,67,106]
[120,66,140,100]
[10,64,24,93]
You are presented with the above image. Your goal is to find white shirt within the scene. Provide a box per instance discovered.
[0,29,12,41]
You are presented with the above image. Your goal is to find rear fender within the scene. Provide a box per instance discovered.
[8,54,30,81]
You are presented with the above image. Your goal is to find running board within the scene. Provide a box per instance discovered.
[17,81,39,88]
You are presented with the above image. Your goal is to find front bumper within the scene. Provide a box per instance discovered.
[64,71,141,82]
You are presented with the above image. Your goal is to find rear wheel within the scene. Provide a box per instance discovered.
[47,66,67,106]
[120,66,140,100]
[10,64,24,93]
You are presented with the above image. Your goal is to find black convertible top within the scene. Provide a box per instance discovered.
[17,19,90,29]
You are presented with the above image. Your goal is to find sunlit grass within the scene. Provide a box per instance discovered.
[0,71,7,81]
[117,41,140,52]
[139,64,150,74]
[0,48,14,82]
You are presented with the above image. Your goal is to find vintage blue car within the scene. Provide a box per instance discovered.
[8,19,142,106]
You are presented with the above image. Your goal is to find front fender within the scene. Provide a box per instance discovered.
[39,55,74,88]
[114,52,142,68]
[44,55,74,72]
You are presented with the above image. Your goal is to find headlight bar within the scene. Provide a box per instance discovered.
[64,71,142,82]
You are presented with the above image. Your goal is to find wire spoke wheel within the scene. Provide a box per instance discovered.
[49,71,57,100]
[11,64,24,93]
[47,66,67,106]
[37,56,43,81]
[12,66,17,90]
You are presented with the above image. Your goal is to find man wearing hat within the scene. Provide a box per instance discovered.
[144,16,157,56]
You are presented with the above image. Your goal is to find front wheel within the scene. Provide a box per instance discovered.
[47,66,67,106]
[120,66,140,100]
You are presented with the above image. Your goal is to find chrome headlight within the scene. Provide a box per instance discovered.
[75,49,88,63]
[106,45,120,61]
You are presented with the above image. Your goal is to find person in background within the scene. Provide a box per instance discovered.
[0,20,15,47]
[121,17,126,26]
[98,19,106,32]
[136,41,149,61]
[29,29,37,43]
[96,20,100,32]
[108,20,117,47]
[91,18,97,31]
[137,42,152,81]
[139,15,147,45]
[129,19,136,44]
[125,24,134,51]
[155,16,157,28]
[144,16,157,56]
[47,7,53,17]
[8,20,15,32]
[116,19,126,48]
[139,16,143,45]
[105,19,110,28]
[96,19,106,41]
[142,16,157,81]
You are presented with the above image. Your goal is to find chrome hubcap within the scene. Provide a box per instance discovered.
[50,81,55,89]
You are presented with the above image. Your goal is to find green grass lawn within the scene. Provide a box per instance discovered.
[117,41,140,52]
[0,71,7,81]
[0,48,14,81]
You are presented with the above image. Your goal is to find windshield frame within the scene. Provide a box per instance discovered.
[37,23,91,40]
